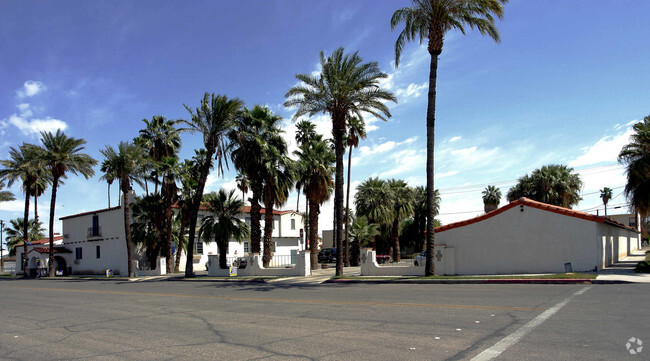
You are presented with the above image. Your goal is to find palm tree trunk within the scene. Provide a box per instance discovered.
[107,182,111,208]
[424,51,439,277]
[250,198,262,254]
[334,119,345,277]
[184,151,213,277]
[309,197,319,270]
[263,187,274,268]
[392,217,400,262]
[22,192,30,277]
[174,211,188,273]
[296,190,300,212]
[34,194,38,224]
[48,178,59,277]
[344,146,353,267]
[218,240,228,269]
[164,189,173,273]
[123,187,134,277]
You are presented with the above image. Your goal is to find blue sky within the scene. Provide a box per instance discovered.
[1,0,649,236]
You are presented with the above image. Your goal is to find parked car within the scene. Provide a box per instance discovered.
[318,248,337,263]
[233,257,248,269]
[375,254,391,264]
[414,251,426,266]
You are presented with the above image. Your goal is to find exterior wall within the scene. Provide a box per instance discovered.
[62,208,129,275]
[596,222,639,265]
[438,206,603,274]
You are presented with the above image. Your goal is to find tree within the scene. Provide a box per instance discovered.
[294,135,335,269]
[0,144,46,274]
[349,215,380,258]
[130,194,166,270]
[285,47,396,276]
[4,218,45,256]
[387,179,415,262]
[294,120,318,212]
[618,115,650,218]
[412,186,440,252]
[34,130,96,277]
[174,155,201,273]
[100,141,145,277]
[506,164,583,208]
[355,178,392,254]
[344,117,367,267]
[134,116,182,193]
[0,181,15,202]
[391,0,506,276]
[199,189,250,270]
[482,185,502,213]
[182,93,243,277]
[600,187,613,216]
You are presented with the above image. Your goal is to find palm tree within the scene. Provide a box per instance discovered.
[99,156,118,207]
[130,194,166,269]
[294,135,335,269]
[285,47,396,276]
[182,93,243,277]
[100,141,145,277]
[355,178,392,255]
[294,120,318,212]
[199,189,250,270]
[235,172,250,203]
[482,185,502,213]
[5,218,45,256]
[29,176,50,223]
[413,185,440,252]
[174,156,201,273]
[0,144,45,274]
[34,130,97,277]
[0,181,15,202]
[506,164,583,208]
[344,117,367,266]
[600,187,613,216]
[134,115,182,194]
[618,115,650,218]
[391,0,506,276]
[349,215,381,260]
[387,179,415,262]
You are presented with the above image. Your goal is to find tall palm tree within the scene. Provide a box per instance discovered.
[199,189,250,270]
[134,115,182,194]
[99,156,118,207]
[235,172,250,203]
[29,176,50,223]
[0,181,15,202]
[600,187,613,216]
[294,120,318,212]
[618,115,650,218]
[387,179,415,262]
[0,144,45,274]
[285,47,396,276]
[174,156,201,273]
[182,93,243,277]
[130,194,166,269]
[344,117,367,266]
[413,185,440,252]
[507,164,583,208]
[294,135,335,269]
[100,141,145,277]
[35,130,97,277]
[4,218,45,256]
[482,185,502,213]
[391,0,506,276]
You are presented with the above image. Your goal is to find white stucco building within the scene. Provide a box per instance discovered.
[432,197,640,275]
[15,198,305,276]
[14,234,67,276]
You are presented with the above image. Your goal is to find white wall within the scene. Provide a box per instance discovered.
[438,206,606,274]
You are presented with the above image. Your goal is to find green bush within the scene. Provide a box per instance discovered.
[634,261,650,273]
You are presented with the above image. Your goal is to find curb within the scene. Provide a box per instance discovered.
[324,278,629,285]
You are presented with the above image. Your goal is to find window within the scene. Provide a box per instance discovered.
[92,215,99,236]
[629,217,637,227]
[75,247,83,260]
[96,245,101,259]
[244,241,249,253]
[273,219,279,230]
[291,219,296,230]
[245,217,251,225]
[195,242,203,255]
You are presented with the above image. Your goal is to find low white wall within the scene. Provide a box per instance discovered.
[134,258,166,276]
[208,251,311,277]
[360,250,425,276]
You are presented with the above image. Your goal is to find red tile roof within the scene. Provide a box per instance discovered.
[14,235,63,247]
[172,202,296,215]
[31,246,71,254]
[60,206,121,220]
[435,197,637,233]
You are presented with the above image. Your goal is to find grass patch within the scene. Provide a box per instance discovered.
[333,273,597,280]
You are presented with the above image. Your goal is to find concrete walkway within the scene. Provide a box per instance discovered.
[267,264,360,286]
[596,247,650,283]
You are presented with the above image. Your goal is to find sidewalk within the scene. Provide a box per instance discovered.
[595,247,650,283]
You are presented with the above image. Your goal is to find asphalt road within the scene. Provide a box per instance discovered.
[0,279,647,360]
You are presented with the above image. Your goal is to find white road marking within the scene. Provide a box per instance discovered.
[471,286,591,361]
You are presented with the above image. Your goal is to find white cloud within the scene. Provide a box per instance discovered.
[568,127,634,167]
[450,146,478,157]
[395,82,427,100]
[9,114,68,135]
[449,136,462,142]
[437,170,459,179]
[17,80,46,98]
[16,103,32,117]
[380,149,425,177]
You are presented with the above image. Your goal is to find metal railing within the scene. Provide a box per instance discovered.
[87,227,102,237]
[265,254,296,268]
[376,253,421,267]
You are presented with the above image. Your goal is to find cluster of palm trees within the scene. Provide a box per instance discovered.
[506,164,583,209]
[353,178,440,263]
[0,130,97,276]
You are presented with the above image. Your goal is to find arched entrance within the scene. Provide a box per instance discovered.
[54,256,67,276]
[29,257,39,277]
